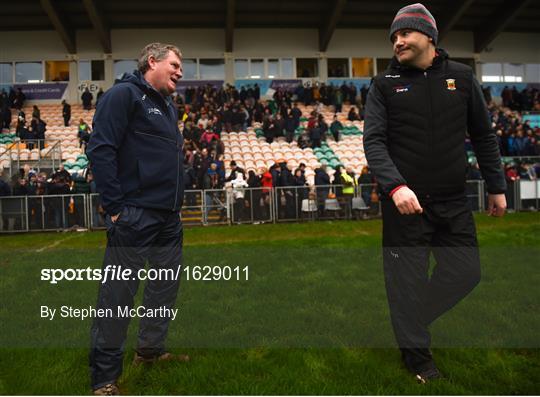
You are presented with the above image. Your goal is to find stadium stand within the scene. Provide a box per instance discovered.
[1,104,92,171]
[0,81,539,231]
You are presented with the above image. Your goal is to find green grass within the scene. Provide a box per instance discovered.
[0,213,539,395]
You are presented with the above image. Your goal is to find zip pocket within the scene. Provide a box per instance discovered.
[134,130,177,143]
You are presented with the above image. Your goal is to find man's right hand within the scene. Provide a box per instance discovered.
[392,186,423,215]
[111,212,121,223]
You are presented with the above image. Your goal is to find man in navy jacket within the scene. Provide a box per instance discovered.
[87,43,186,395]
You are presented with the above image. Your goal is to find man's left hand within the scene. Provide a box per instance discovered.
[487,193,506,217]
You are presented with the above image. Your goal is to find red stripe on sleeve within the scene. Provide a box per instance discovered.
[389,184,407,197]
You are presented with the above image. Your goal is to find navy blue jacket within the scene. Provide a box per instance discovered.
[87,71,184,216]
[314,168,330,187]
[0,179,11,197]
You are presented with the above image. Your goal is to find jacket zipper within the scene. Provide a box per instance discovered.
[135,130,181,209]
[172,148,180,210]
[424,70,434,195]
[143,87,176,137]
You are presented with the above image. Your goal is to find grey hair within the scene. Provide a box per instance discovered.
[138,42,182,74]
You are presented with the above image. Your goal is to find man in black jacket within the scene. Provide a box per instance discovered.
[291,102,302,129]
[314,164,330,215]
[225,160,245,183]
[62,100,71,126]
[285,109,296,143]
[81,88,94,110]
[0,171,11,230]
[364,3,506,384]
[330,115,343,142]
[87,43,186,395]
[0,171,10,197]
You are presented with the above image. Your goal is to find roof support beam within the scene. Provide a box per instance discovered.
[319,0,347,52]
[225,0,235,52]
[40,0,76,53]
[437,0,474,43]
[82,0,111,53]
[474,0,532,53]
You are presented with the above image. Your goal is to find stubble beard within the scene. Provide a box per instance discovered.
[397,46,417,66]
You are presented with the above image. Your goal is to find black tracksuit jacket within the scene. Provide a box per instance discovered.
[364,49,506,199]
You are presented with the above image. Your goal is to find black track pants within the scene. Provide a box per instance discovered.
[381,196,480,372]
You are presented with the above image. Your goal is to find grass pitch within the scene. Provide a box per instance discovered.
[0,213,539,395]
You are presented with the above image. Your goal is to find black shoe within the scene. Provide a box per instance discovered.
[133,351,190,366]
[415,367,442,384]
[400,349,442,384]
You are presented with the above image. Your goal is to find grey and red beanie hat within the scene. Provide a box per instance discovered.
[389,3,438,44]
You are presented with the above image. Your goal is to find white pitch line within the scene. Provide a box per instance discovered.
[35,234,78,253]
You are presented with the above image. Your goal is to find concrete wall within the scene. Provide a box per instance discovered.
[3,29,536,62]
[479,32,540,64]
[0,28,538,103]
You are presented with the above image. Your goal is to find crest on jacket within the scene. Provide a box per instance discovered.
[148,107,163,116]
[446,79,456,91]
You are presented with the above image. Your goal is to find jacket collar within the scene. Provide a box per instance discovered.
[126,70,174,108]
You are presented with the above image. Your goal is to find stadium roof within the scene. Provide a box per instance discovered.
[1,0,538,53]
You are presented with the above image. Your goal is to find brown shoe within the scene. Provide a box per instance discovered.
[93,383,119,395]
[133,351,190,366]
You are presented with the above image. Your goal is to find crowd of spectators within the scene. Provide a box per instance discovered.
[1,82,539,226]
[479,87,540,191]
[1,90,48,150]
[459,86,540,210]
[178,83,539,219]
[494,111,538,157]
[490,85,540,112]
[479,86,540,156]
[184,157,377,224]
[0,164,99,231]
[177,82,368,196]
[1,88,26,131]
[486,102,540,157]
[177,82,378,220]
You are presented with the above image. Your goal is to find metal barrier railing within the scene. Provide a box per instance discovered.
[274,184,380,222]
[0,196,27,232]
[466,180,484,212]
[88,193,105,229]
[517,179,540,211]
[0,193,87,233]
[230,187,274,225]
[182,190,205,226]
[500,155,540,162]
[203,189,230,226]
[0,180,538,233]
